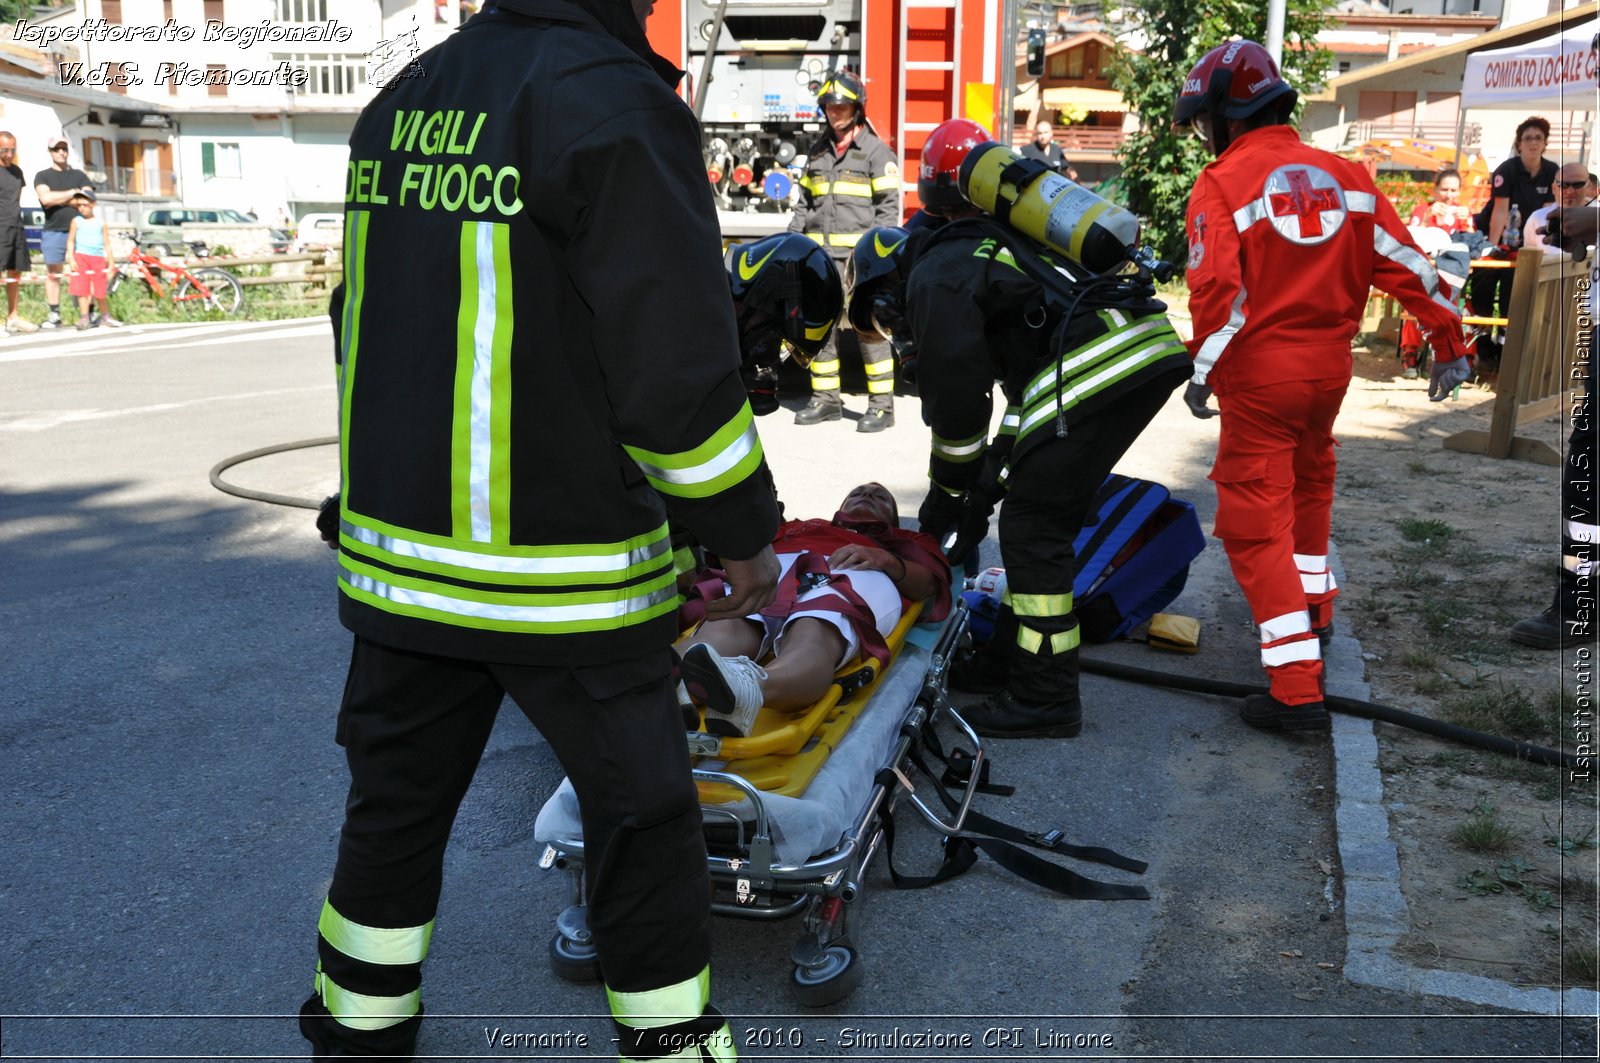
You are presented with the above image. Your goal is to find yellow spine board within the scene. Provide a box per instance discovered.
[694,601,924,802]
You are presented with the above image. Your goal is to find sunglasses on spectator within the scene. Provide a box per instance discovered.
[1557,180,1589,189]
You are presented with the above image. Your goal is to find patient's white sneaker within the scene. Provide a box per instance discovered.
[682,644,767,738]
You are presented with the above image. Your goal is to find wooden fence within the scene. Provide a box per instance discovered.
[9,248,341,290]
[1443,247,1593,465]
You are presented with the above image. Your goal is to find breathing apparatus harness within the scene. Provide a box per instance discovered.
[914,213,1172,448]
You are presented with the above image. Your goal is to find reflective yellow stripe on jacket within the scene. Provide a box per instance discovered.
[622,402,764,500]
[338,513,679,634]
[1015,314,1187,447]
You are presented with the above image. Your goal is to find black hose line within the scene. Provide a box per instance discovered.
[209,436,337,510]
[1081,657,1577,770]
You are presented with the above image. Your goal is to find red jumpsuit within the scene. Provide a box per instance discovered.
[1184,125,1467,705]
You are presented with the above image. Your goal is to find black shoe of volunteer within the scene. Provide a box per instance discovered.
[794,398,843,425]
[948,646,1009,694]
[1509,605,1596,649]
[1313,619,1335,645]
[962,690,1082,739]
[1239,694,1330,732]
[856,408,894,433]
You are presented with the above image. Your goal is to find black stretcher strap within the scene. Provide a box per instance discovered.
[910,739,1149,875]
[876,791,1148,900]
[872,736,1151,899]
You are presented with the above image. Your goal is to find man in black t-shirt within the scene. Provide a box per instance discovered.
[33,134,95,330]
[0,130,35,334]
[1019,120,1078,181]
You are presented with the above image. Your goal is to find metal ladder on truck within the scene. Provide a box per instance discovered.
[895,0,961,214]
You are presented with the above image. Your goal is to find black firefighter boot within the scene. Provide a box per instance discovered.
[856,407,895,433]
[962,689,1083,739]
[958,609,1082,738]
[794,396,843,425]
[1510,582,1597,649]
[300,995,421,1060]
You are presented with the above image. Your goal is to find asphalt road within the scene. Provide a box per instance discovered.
[1,319,1592,1061]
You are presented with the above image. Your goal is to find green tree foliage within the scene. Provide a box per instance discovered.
[1109,1,1333,265]
[0,0,27,23]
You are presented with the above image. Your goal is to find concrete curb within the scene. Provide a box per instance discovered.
[1325,542,1600,1017]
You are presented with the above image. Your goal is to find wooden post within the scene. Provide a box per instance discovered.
[1484,248,1545,459]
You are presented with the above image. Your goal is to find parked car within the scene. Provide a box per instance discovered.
[135,207,290,256]
[293,212,344,253]
[22,207,44,253]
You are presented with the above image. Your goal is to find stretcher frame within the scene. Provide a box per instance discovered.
[537,599,980,1005]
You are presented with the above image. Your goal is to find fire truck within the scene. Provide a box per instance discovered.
[645,0,1019,227]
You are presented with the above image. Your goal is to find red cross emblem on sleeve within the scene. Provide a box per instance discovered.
[1261,164,1347,246]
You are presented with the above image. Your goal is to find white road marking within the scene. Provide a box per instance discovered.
[0,384,334,432]
[0,319,329,363]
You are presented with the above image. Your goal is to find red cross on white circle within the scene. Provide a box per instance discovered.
[1260,164,1347,245]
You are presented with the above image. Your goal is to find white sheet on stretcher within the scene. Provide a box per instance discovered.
[533,642,932,867]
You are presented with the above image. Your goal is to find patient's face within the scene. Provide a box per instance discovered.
[838,483,898,527]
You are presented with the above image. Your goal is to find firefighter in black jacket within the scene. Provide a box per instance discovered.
[884,119,1189,738]
[299,1,780,1058]
[789,71,902,432]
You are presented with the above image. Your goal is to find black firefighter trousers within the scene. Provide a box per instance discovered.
[300,636,711,1057]
[991,376,1179,706]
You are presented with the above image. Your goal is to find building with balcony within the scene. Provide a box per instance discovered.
[1012,30,1134,185]
[1303,3,1596,176]
[6,0,460,224]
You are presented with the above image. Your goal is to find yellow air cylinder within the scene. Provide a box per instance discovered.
[958,143,1141,274]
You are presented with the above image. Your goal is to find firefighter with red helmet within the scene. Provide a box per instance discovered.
[789,70,903,432]
[872,118,1190,738]
[1175,40,1471,731]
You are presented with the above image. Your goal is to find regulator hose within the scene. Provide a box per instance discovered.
[1080,657,1577,769]
[209,436,337,510]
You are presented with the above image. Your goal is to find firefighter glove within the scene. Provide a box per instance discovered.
[316,492,340,549]
[917,488,963,545]
[946,491,997,568]
[1428,356,1471,401]
[1183,381,1218,419]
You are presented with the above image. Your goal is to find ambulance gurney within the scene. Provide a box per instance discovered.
[532,598,1151,1006]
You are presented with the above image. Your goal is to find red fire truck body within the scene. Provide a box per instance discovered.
[646,0,1014,223]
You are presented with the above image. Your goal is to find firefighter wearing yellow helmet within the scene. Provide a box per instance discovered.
[789,70,902,432]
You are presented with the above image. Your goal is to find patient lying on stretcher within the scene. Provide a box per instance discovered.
[680,482,952,738]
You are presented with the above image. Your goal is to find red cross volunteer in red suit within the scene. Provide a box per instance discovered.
[1174,40,1470,733]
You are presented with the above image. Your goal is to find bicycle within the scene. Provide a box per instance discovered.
[106,237,245,319]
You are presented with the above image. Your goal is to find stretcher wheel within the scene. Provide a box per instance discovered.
[790,944,862,1007]
[548,931,601,983]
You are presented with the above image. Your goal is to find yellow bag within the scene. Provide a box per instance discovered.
[1148,613,1200,654]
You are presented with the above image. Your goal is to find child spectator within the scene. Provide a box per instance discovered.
[64,191,118,330]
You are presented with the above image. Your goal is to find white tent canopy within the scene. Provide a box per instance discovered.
[1461,23,1597,111]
